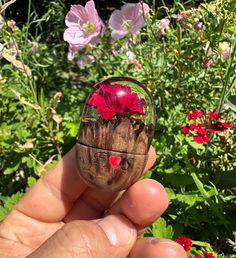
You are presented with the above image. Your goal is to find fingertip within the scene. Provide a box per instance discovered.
[129,238,187,258]
[144,146,156,172]
[120,179,169,227]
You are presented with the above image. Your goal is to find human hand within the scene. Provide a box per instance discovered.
[0,146,186,258]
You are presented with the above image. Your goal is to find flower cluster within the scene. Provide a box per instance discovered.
[86,83,145,120]
[175,236,215,258]
[63,0,150,60]
[175,235,193,251]
[191,250,215,258]
[181,109,233,144]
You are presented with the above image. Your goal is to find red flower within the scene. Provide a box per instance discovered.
[206,111,221,119]
[210,121,233,133]
[202,250,215,258]
[181,126,190,134]
[86,83,145,120]
[188,110,203,120]
[193,134,209,144]
[197,128,208,135]
[175,235,192,251]
[195,255,202,258]
[189,123,205,131]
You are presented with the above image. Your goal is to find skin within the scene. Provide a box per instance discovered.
[0,146,187,258]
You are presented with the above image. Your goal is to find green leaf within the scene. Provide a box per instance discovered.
[152,217,174,239]
[27,176,37,188]
[0,192,24,221]
[225,95,236,113]
[0,206,8,221]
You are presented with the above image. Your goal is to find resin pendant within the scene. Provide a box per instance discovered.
[76,77,155,191]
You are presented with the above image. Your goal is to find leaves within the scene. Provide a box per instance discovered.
[152,218,174,239]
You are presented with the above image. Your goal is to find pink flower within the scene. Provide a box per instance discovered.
[157,18,170,37]
[108,3,150,39]
[195,255,202,258]
[63,1,104,47]
[194,20,203,31]
[86,83,145,120]
[218,42,231,60]
[7,19,16,30]
[77,54,95,69]
[203,58,213,68]
[175,235,193,251]
[159,18,170,32]
[176,14,184,23]
[187,109,203,120]
[193,134,209,144]
[0,15,3,30]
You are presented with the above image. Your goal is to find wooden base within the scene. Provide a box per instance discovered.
[76,143,148,191]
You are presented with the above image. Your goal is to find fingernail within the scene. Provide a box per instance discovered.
[97,214,137,246]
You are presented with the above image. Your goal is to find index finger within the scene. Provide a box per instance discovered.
[15,146,156,222]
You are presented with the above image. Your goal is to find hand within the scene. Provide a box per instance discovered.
[0,146,186,258]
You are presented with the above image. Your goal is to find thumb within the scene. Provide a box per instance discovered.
[27,214,137,258]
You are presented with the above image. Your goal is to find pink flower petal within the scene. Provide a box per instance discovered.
[108,10,124,31]
[65,5,87,27]
[85,0,100,27]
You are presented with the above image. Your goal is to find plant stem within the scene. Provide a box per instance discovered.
[184,156,230,230]
[177,24,182,88]
[218,37,236,111]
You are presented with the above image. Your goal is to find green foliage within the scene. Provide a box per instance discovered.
[0,0,235,256]
[0,192,23,220]
[150,217,174,239]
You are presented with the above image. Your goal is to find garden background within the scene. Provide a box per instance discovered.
[0,0,235,257]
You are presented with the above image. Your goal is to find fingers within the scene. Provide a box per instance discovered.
[107,179,169,229]
[128,238,187,258]
[15,146,156,223]
[16,146,88,222]
[63,147,156,222]
[27,214,137,258]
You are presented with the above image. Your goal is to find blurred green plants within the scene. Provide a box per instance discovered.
[0,0,235,256]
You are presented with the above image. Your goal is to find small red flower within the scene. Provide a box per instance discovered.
[202,250,215,258]
[193,134,210,144]
[210,121,233,133]
[188,110,203,120]
[175,235,192,251]
[86,83,145,120]
[189,123,205,131]
[206,111,221,119]
[197,128,208,135]
[181,126,190,134]
[195,255,202,258]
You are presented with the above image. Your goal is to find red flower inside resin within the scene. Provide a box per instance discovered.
[175,235,192,251]
[86,83,145,120]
